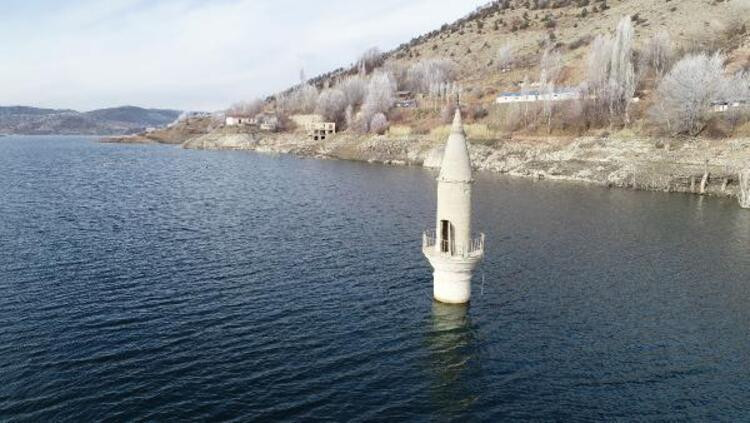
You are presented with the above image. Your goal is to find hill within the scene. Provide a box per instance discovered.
[0,106,182,135]
[287,0,750,138]
[114,0,750,207]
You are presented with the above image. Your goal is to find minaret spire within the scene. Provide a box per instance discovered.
[452,108,463,132]
[422,108,484,304]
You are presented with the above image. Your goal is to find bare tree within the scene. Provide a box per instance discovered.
[641,31,675,77]
[650,53,726,136]
[277,84,318,114]
[358,47,384,74]
[383,62,409,90]
[541,80,556,133]
[339,75,368,108]
[345,104,354,130]
[608,16,636,123]
[370,113,389,135]
[539,48,563,133]
[497,43,514,71]
[540,47,563,84]
[584,34,615,123]
[315,88,347,122]
[739,168,750,209]
[406,59,456,94]
[723,71,750,133]
[226,98,265,117]
[362,71,396,117]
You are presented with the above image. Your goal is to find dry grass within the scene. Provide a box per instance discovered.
[388,125,413,136]
[429,123,499,141]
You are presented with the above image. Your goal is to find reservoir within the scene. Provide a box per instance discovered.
[1,136,749,420]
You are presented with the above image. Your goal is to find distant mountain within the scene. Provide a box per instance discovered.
[0,106,182,135]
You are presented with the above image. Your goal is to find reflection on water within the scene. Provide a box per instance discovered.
[425,302,479,416]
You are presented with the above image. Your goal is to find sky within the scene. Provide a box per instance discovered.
[0,0,487,112]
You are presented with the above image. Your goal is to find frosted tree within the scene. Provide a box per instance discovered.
[226,98,264,117]
[339,75,368,108]
[641,31,675,77]
[358,47,383,74]
[539,48,563,133]
[278,84,318,114]
[584,16,637,124]
[369,113,389,135]
[295,84,319,114]
[739,169,750,209]
[406,59,456,94]
[344,104,354,129]
[608,16,636,123]
[650,53,726,136]
[585,34,614,121]
[315,88,347,122]
[542,80,556,133]
[362,71,396,117]
[384,62,409,90]
[497,43,514,71]
[539,47,563,84]
[722,71,750,132]
[520,75,532,127]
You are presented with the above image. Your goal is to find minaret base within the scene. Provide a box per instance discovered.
[433,270,472,304]
[426,255,481,304]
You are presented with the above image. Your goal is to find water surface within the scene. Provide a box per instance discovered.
[1,136,749,421]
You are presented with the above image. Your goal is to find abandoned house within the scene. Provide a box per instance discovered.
[395,91,417,108]
[305,122,336,140]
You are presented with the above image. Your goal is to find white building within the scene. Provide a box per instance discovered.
[225,116,256,126]
[712,100,749,113]
[422,110,484,304]
[496,88,580,104]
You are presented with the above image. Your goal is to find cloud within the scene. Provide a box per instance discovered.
[0,0,485,111]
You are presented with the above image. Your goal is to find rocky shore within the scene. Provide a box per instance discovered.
[105,127,750,205]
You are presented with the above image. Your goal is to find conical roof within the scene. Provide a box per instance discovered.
[438,109,473,183]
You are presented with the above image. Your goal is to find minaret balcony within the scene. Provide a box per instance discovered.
[422,230,484,259]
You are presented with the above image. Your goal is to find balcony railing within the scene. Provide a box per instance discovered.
[422,230,484,258]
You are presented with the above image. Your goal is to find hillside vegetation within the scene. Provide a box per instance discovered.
[119,0,750,207]
[247,0,750,140]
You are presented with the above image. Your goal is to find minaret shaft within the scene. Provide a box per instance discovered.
[422,110,484,304]
[435,182,472,254]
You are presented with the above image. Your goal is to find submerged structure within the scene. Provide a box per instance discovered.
[423,110,484,304]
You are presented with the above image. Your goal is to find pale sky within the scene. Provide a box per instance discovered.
[0,0,486,112]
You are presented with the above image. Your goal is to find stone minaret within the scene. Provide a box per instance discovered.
[423,110,484,304]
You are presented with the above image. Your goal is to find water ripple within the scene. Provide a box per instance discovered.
[2,137,750,421]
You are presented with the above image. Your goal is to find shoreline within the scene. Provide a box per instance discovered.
[103,129,750,206]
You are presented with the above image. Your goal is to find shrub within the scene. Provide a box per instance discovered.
[370,113,389,134]
[649,53,726,136]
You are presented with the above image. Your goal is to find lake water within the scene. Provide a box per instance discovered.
[2,135,750,421]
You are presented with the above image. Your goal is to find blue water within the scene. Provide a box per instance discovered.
[1,136,750,421]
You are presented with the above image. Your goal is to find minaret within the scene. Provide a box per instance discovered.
[422,109,484,304]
